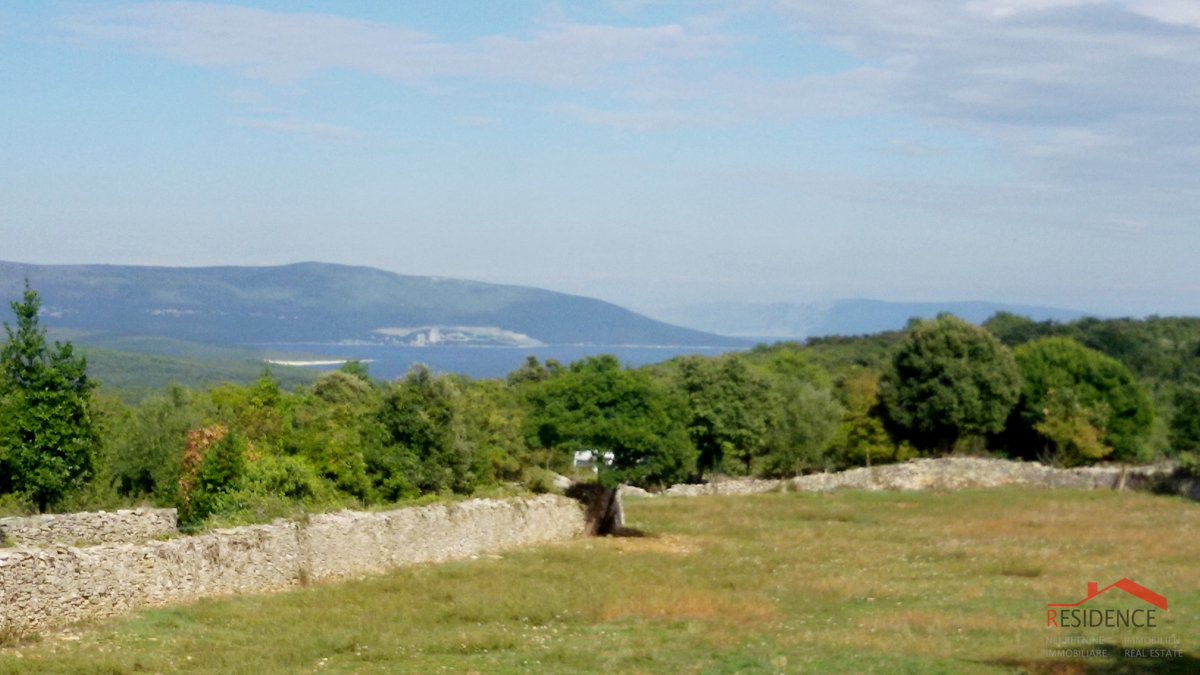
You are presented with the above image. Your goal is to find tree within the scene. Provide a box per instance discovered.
[826,373,912,469]
[338,359,372,382]
[983,311,1068,347]
[1011,337,1154,464]
[881,314,1022,451]
[108,383,202,501]
[507,355,550,386]
[176,424,248,525]
[523,355,695,487]
[676,354,771,475]
[0,282,99,510]
[1171,384,1200,456]
[368,365,480,497]
[759,378,843,476]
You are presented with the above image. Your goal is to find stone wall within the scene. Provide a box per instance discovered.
[0,522,301,632]
[622,458,1194,499]
[0,508,177,548]
[787,458,1177,493]
[0,495,585,634]
[300,496,587,582]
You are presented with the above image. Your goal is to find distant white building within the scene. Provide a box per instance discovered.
[573,450,614,471]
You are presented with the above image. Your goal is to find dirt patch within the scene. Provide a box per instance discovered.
[601,587,777,623]
[604,534,703,555]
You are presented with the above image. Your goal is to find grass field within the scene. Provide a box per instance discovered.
[1,488,1197,674]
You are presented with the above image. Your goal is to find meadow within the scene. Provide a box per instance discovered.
[1,487,1197,675]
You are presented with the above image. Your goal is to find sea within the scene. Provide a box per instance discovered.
[259,343,748,381]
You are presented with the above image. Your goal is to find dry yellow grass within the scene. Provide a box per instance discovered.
[0,487,1196,674]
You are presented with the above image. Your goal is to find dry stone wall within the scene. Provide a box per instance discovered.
[300,496,587,581]
[787,458,1176,493]
[0,495,585,634]
[622,458,1194,499]
[0,522,301,632]
[0,508,177,548]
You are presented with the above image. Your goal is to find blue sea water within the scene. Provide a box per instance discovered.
[262,344,744,381]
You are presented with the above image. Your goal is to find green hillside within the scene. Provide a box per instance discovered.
[0,261,744,348]
[79,345,318,401]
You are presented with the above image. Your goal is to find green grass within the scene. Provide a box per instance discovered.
[2,488,1198,674]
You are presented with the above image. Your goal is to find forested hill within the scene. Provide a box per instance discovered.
[645,299,1087,339]
[0,261,745,348]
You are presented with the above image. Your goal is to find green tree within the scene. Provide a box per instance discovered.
[108,383,203,502]
[1171,384,1200,456]
[759,378,843,476]
[286,371,376,499]
[984,311,1069,347]
[337,359,372,382]
[311,369,374,406]
[182,427,249,525]
[459,379,529,483]
[507,355,550,386]
[1011,337,1154,464]
[676,354,771,475]
[1030,387,1110,464]
[209,369,286,450]
[827,373,912,468]
[523,355,695,487]
[0,282,99,510]
[368,365,475,497]
[881,314,1022,451]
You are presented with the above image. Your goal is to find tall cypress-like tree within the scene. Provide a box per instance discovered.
[0,281,98,510]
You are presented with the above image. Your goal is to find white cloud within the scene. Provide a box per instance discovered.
[232,117,363,141]
[1127,0,1200,29]
[764,0,1200,214]
[55,0,1200,222]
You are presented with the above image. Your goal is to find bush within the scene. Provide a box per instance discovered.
[178,425,248,526]
[242,454,328,502]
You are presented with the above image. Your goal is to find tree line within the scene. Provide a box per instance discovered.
[1,285,1196,525]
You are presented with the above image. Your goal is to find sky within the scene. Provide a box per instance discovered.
[1,1,1198,316]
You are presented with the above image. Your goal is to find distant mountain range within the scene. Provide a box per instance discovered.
[640,299,1091,339]
[0,261,745,348]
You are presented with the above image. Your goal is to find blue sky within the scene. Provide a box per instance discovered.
[2,1,1199,315]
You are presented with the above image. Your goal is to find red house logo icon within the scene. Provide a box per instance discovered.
[1046,579,1168,629]
[1048,579,1167,611]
